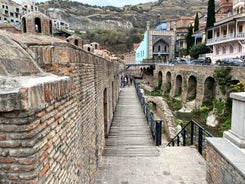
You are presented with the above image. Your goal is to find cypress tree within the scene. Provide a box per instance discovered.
[186,24,194,55]
[194,12,199,32]
[206,0,215,38]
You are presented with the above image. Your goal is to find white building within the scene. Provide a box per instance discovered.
[0,0,38,28]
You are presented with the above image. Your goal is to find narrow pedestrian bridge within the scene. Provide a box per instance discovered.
[95,85,207,184]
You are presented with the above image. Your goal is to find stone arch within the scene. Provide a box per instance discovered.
[165,71,171,94]
[34,17,42,33]
[187,75,197,101]
[203,77,215,104]
[103,88,108,138]
[175,75,182,96]
[22,17,27,33]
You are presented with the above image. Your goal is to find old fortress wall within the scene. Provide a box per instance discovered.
[0,12,122,184]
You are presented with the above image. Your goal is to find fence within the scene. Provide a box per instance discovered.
[134,81,162,146]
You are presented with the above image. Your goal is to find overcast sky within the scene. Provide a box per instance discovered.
[15,0,157,7]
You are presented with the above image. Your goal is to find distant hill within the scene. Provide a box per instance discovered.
[38,0,210,31]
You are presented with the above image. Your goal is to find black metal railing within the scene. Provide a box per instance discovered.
[166,120,213,155]
[134,81,162,146]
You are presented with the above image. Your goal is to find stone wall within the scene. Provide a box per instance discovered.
[153,64,245,107]
[0,33,121,183]
[206,139,245,184]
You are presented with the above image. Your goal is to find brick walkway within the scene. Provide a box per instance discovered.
[95,85,207,184]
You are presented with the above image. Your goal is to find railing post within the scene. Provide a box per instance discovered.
[198,127,203,155]
[183,129,186,146]
[190,121,194,145]
[177,135,180,146]
[155,120,162,146]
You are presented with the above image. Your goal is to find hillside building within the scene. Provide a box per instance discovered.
[135,20,175,64]
[0,0,38,28]
[206,0,245,62]
[169,16,194,57]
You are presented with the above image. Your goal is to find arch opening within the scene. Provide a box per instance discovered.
[165,71,171,95]
[187,76,197,101]
[203,77,216,106]
[74,39,79,46]
[34,17,42,33]
[175,75,182,97]
[22,17,27,33]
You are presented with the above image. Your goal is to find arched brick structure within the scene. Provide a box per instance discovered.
[67,35,83,49]
[154,65,245,107]
[22,11,52,35]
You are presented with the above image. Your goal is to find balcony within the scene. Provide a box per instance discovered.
[233,0,245,10]
[206,33,245,45]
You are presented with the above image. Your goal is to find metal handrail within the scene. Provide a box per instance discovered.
[134,80,162,146]
[166,120,213,155]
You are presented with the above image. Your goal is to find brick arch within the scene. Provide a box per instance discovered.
[34,17,42,33]
[187,75,197,101]
[175,74,183,96]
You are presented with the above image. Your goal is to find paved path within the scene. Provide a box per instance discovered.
[95,85,207,184]
[103,85,158,157]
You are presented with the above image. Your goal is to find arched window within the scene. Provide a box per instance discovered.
[22,17,27,33]
[34,17,42,33]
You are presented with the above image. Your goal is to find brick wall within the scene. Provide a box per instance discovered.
[0,41,121,183]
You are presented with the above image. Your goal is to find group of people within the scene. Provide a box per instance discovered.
[121,74,133,87]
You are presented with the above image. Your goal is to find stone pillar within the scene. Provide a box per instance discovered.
[223,92,245,148]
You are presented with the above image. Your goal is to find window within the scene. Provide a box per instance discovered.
[216,47,220,55]
[239,26,243,33]
[230,45,234,53]
[222,46,226,54]
[238,45,242,52]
